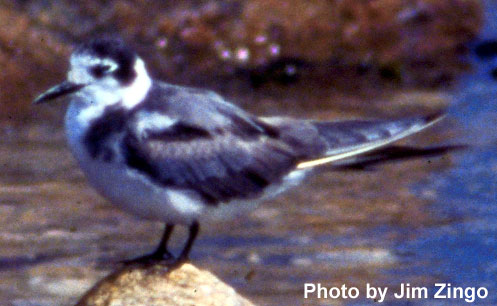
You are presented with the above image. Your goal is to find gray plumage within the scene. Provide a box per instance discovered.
[81,81,442,206]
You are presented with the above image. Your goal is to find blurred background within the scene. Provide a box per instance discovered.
[0,0,496,305]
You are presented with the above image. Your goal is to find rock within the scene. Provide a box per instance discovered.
[76,263,254,306]
[0,0,483,117]
[152,0,482,85]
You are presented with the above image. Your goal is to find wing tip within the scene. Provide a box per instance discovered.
[296,110,447,169]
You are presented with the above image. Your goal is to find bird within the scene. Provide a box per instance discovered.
[34,37,444,265]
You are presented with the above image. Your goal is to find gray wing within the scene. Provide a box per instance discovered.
[296,112,444,168]
[122,82,443,204]
[122,121,311,205]
[122,83,325,205]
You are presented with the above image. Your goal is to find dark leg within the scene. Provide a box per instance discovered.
[177,221,199,261]
[152,223,175,259]
[122,223,175,264]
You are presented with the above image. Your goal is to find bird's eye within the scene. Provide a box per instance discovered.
[90,65,112,78]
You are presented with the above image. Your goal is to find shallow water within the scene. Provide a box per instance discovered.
[0,87,474,306]
[2,8,497,306]
[388,2,497,305]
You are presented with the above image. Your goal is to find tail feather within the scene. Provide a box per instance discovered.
[329,144,467,171]
[297,112,445,169]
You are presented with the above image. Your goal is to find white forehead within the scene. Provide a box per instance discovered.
[68,53,119,84]
[70,53,119,70]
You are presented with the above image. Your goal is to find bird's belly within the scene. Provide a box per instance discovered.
[71,151,309,225]
[78,157,204,224]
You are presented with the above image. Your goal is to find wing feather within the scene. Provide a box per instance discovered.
[297,113,444,168]
[120,82,444,205]
[122,119,300,205]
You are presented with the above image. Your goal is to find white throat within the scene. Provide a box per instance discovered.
[121,58,152,109]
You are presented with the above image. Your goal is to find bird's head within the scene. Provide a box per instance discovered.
[34,37,151,109]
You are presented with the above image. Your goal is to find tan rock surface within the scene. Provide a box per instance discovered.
[76,263,254,306]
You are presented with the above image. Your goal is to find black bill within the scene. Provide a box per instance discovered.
[33,81,86,104]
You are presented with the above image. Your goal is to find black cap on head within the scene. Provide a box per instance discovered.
[75,37,137,86]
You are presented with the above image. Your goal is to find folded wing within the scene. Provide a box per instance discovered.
[122,115,305,206]
[123,82,444,204]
